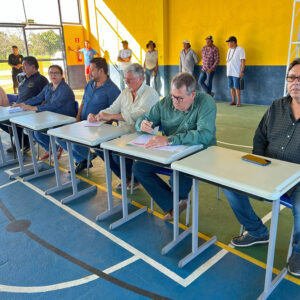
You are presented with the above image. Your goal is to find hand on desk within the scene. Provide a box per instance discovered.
[145,135,168,148]
[141,119,153,133]
[96,111,113,122]
[87,113,97,122]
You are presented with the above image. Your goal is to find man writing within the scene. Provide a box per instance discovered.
[133,72,216,220]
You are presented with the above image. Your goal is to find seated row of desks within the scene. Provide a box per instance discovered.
[1,108,300,299]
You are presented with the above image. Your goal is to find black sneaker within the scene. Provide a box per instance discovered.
[75,160,93,174]
[6,146,16,153]
[231,233,269,247]
[288,252,300,277]
[22,145,30,154]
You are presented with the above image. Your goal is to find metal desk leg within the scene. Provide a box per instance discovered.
[162,170,192,255]
[22,130,54,181]
[60,141,96,204]
[258,198,283,300]
[0,135,18,168]
[9,123,33,179]
[45,136,79,195]
[109,155,146,230]
[96,149,123,221]
[178,178,217,268]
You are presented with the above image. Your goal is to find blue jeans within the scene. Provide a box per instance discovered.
[95,149,134,180]
[57,139,90,163]
[223,185,300,254]
[33,132,59,152]
[133,161,192,213]
[119,70,125,91]
[145,68,158,92]
[198,70,215,94]
[227,76,240,89]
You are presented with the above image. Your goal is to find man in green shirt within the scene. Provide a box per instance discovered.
[133,72,216,220]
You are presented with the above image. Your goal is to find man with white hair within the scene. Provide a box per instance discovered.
[89,63,159,189]
[179,40,199,74]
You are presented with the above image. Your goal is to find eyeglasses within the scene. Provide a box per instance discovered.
[286,75,300,82]
[171,94,184,103]
[124,77,138,83]
[49,71,61,76]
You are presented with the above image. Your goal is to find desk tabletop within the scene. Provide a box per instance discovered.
[0,107,35,122]
[47,122,132,146]
[9,111,76,130]
[101,132,203,165]
[171,146,300,200]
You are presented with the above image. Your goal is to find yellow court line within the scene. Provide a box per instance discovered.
[27,155,300,286]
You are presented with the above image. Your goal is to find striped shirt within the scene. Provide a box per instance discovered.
[253,95,300,164]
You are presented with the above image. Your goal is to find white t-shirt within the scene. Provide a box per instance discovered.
[118,48,132,71]
[226,46,245,77]
[144,50,158,70]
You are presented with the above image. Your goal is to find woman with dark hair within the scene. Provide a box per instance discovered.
[144,40,159,92]
[14,65,77,160]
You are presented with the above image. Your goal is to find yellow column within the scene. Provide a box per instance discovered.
[83,0,91,41]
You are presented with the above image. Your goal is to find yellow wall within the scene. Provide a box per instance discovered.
[102,0,294,66]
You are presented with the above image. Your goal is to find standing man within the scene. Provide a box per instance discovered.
[226,36,245,107]
[68,40,100,83]
[222,58,300,276]
[90,63,159,189]
[133,73,216,220]
[117,40,132,90]
[58,57,120,173]
[179,40,199,75]
[198,36,219,97]
[8,46,23,94]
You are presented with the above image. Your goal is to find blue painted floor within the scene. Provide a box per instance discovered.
[0,151,299,299]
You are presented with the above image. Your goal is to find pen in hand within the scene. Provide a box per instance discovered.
[141,114,153,133]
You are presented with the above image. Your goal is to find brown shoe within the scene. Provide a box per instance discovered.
[40,151,49,160]
[163,210,173,221]
[229,101,236,105]
[57,147,63,160]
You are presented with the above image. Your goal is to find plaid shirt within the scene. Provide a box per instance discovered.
[201,45,219,72]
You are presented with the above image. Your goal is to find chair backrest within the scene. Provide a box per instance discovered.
[7,94,19,105]
[280,194,293,209]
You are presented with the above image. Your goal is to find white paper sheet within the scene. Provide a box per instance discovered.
[82,120,105,127]
[128,134,186,152]
[9,107,24,113]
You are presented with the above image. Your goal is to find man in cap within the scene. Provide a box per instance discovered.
[198,36,219,97]
[117,40,132,90]
[179,40,199,75]
[226,36,245,107]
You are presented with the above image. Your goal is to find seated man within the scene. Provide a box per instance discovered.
[132,72,216,220]
[222,58,300,277]
[59,57,120,173]
[15,65,76,160]
[89,63,159,189]
[0,56,48,153]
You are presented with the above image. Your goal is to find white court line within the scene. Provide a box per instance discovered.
[0,180,17,189]
[5,172,188,287]
[0,256,139,293]
[217,140,252,149]
[184,249,228,286]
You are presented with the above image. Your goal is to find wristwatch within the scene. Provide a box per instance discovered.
[167,137,173,146]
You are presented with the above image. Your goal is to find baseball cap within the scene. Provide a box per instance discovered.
[205,35,213,41]
[182,39,190,44]
[226,36,237,43]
